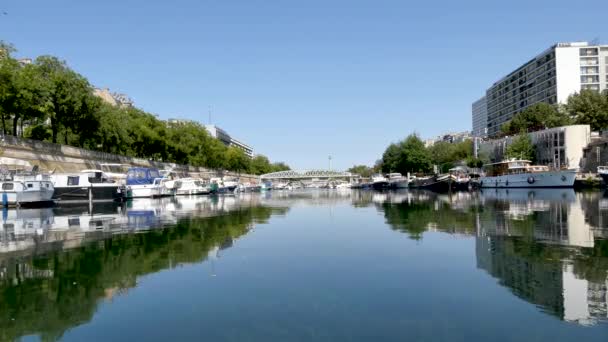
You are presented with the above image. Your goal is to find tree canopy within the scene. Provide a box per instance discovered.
[566,89,608,131]
[0,41,289,175]
[501,103,571,135]
[506,133,535,161]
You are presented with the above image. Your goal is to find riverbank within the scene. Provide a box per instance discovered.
[0,134,259,183]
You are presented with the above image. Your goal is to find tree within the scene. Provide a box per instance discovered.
[393,134,431,174]
[565,90,608,131]
[250,155,272,175]
[270,162,290,172]
[347,165,374,178]
[501,103,571,135]
[225,146,250,173]
[506,133,535,161]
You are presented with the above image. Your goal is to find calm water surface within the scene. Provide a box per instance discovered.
[1,190,608,341]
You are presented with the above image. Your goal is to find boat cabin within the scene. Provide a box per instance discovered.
[126,168,162,185]
[483,159,549,177]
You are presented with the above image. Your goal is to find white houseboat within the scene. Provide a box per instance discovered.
[50,170,122,202]
[479,159,576,188]
[176,178,211,196]
[0,174,54,207]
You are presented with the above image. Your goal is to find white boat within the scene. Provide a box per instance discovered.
[0,174,54,206]
[222,176,239,192]
[479,159,576,188]
[151,178,177,197]
[125,167,163,198]
[387,173,409,189]
[176,178,211,195]
[50,170,121,202]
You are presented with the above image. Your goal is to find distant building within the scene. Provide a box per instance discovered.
[93,88,134,108]
[425,131,472,147]
[473,42,608,137]
[204,124,254,158]
[477,125,591,169]
[472,96,487,138]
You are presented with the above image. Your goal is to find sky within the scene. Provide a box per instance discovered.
[1,0,607,170]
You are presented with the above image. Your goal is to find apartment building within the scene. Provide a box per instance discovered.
[474,42,608,137]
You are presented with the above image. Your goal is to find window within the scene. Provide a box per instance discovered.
[2,183,13,191]
[67,176,79,186]
[27,183,33,188]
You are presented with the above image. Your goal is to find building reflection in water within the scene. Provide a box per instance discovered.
[374,189,608,326]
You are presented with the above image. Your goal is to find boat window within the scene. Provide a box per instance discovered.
[68,176,80,186]
[27,183,33,188]
[2,183,13,190]
[68,218,80,227]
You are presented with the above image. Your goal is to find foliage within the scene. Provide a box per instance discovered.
[347,164,374,178]
[506,133,535,161]
[381,134,432,174]
[0,41,289,174]
[380,134,472,175]
[501,103,571,135]
[565,89,608,131]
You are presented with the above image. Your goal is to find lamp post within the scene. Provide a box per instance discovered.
[328,155,332,171]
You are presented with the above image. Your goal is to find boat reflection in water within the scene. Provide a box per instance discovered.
[0,193,270,256]
[375,188,608,326]
[0,189,607,341]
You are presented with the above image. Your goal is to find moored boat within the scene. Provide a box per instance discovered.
[409,174,454,192]
[598,166,608,186]
[51,170,122,202]
[124,167,163,198]
[175,178,211,196]
[0,174,54,207]
[387,173,409,189]
[371,174,389,190]
[449,166,471,191]
[479,159,576,188]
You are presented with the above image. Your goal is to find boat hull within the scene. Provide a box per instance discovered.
[53,185,121,202]
[372,181,389,190]
[600,173,608,186]
[479,170,576,188]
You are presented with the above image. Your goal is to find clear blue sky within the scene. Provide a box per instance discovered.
[1,0,606,170]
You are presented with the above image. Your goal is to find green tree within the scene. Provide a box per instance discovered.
[270,162,290,172]
[347,164,374,178]
[506,133,535,161]
[501,103,571,135]
[249,155,271,175]
[225,146,250,173]
[565,89,608,131]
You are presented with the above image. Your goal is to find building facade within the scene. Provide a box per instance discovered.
[474,42,608,137]
[204,125,254,157]
[478,125,591,170]
[93,88,133,108]
[472,96,487,138]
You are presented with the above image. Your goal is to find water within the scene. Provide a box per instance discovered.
[1,189,608,341]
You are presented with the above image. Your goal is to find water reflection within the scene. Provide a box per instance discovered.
[375,189,608,326]
[0,190,607,341]
[0,194,288,341]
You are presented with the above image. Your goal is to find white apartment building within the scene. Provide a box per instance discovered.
[204,124,254,157]
[474,42,608,137]
[478,125,591,170]
[472,96,487,137]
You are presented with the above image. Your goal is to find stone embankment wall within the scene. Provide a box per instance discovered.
[0,135,260,183]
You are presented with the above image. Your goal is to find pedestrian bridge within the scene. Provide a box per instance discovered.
[260,170,354,180]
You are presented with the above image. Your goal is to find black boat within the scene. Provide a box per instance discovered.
[371,174,389,190]
[409,174,454,192]
[599,166,608,186]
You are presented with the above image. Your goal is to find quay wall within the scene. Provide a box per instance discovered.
[0,135,260,182]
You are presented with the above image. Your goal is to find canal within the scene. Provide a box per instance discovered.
[1,189,608,341]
